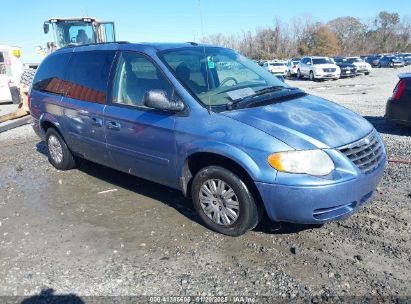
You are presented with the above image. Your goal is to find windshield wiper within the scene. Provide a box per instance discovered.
[226,86,296,110]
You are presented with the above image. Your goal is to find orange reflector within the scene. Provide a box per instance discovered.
[267,153,284,171]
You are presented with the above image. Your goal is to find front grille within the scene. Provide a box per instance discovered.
[338,130,384,174]
[323,68,336,72]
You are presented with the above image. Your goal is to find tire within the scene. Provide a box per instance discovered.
[365,72,370,75]
[297,69,302,79]
[45,128,76,171]
[378,63,381,68]
[19,68,36,88]
[309,70,315,81]
[191,166,259,236]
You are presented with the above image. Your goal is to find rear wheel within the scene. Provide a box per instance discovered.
[297,69,302,79]
[191,166,259,236]
[45,128,76,171]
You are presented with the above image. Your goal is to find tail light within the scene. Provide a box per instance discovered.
[392,79,406,100]
[293,65,297,68]
[28,94,31,109]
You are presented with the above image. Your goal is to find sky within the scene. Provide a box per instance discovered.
[1,0,410,62]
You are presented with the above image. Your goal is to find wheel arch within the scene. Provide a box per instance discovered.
[39,113,63,137]
[180,150,265,214]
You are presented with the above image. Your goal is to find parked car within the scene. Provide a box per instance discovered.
[30,42,386,236]
[286,58,300,77]
[397,53,411,66]
[346,57,372,75]
[385,73,411,127]
[333,57,357,78]
[263,60,288,76]
[378,56,405,68]
[366,55,382,67]
[297,56,340,81]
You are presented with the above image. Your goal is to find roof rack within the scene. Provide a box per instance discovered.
[62,41,129,49]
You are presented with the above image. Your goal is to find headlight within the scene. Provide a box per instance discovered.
[267,150,335,176]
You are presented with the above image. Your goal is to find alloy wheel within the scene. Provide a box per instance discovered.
[48,135,63,164]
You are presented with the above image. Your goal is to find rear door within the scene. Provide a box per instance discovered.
[61,50,116,166]
[104,52,178,188]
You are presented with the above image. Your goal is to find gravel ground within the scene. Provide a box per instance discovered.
[0,66,410,302]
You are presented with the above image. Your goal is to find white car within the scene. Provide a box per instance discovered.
[346,57,372,75]
[287,58,301,77]
[297,56,340,81]
[263,61,288,76]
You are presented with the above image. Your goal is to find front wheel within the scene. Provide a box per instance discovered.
[297,69,302,79]
[46,128,77,171]
[191,166,259,236]
[309,70,315,81]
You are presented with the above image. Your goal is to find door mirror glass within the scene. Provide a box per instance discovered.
[143,90,184,112]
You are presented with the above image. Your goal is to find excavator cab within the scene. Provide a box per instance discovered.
[43,17,115,51]
[0,17,116,126]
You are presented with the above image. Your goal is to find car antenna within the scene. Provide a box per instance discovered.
[198,0,212,114]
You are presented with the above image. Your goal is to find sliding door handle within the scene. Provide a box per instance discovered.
[106,121,121,130]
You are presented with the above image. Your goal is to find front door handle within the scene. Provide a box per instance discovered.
[91,117,103,127]
[106,120,121,130]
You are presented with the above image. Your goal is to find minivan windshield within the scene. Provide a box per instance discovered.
[160,47,287,106]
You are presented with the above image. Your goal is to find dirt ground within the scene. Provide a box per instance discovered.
[0,66,410,302]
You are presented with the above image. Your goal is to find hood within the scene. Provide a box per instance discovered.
[337,63,356,68]
[222,94,373,150]
[313,63,338,69]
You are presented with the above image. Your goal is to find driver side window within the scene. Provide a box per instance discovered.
[112,52,172,108]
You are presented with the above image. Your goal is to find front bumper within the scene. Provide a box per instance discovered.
[314,70,340,79]
[315,74,340,79]
[256,156,385,224]
[340,69,356,77]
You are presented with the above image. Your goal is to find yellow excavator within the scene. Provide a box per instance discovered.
[0,17,116,125]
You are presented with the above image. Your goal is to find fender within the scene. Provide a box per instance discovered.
[177,139,278,196]
[39,113,62,136]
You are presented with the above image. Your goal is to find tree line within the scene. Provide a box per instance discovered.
[202,11,411,59]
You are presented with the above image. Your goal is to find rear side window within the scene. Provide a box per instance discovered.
[64,51,115,104]
[32,53,71,94]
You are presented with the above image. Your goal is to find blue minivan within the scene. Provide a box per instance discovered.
[30,42,386,236]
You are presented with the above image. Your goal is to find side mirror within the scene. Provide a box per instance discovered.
[43,23,49,34]
[143,90,184,112]
[307,61,311,65]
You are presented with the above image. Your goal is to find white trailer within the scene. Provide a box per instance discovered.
[0,44,23,103]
